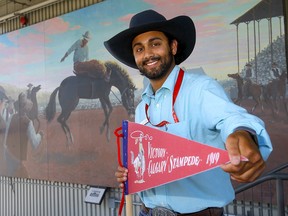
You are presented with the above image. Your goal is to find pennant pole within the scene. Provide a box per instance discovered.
[114,126,133,216]
[125,195,133,216]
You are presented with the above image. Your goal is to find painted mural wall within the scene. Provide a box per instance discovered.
[0,0,286,187]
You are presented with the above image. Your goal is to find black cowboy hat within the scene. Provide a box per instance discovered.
[104,9,196,69]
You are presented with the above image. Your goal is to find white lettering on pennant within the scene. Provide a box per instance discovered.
[206,152,220,166]
[147,158,168,177]
[148,142,167,159]
[168,155,200,173]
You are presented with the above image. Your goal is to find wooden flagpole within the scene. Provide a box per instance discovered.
[125,194,133,216]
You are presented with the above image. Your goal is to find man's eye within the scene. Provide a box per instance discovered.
[152,42,160,47]
[134,47,143,53]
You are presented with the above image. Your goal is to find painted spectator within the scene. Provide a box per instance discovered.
[3,92,43,177]
[0,87,8,133]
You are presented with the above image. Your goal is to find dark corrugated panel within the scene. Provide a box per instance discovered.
[231,0,284,24]
[0,0,103,34]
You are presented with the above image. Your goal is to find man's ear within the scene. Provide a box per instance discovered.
[171,39,178,56]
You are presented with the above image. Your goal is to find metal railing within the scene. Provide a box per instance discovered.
[1,164,287,216]
[225,163,288,216]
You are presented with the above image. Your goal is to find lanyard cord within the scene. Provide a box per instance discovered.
[145,68,184,127]
[114,127,125,216]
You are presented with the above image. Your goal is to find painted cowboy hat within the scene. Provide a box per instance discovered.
[104,9,196,69]
[27,83,33,88]
[82,31,92,41]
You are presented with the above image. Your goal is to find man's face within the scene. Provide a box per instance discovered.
[132,31,177,80]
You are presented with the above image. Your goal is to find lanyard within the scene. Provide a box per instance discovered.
[145,68,184,127]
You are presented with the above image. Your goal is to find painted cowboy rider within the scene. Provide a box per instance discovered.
[242,63,255,97]
[269,62,282,94]
[270,62,282,80]
[60,31,111,81]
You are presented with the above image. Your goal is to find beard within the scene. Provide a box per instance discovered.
[138,50,174,80]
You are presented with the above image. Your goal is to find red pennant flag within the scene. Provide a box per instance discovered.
[119,120,247,195]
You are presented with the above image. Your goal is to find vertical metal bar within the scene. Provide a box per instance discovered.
[253,19,258,82]
[257,20,261,52]
[246,22,250,61]
[268,181,273,216]
[278,17,282,36]
[236,24,240,73]
[276,179,284,216]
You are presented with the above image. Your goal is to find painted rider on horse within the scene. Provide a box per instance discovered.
[60,31,111,81]
[242,63,255,97]
[269,62,283,95]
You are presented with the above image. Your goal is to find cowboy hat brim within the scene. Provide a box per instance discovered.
[104,15,196,69]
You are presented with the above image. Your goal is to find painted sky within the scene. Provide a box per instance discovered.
[0,0,284,92]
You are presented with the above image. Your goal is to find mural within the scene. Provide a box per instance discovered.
[0,0,286,187]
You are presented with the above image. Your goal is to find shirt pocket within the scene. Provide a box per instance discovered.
[165,121,192,140]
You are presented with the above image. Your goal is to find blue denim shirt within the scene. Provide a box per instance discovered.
[135,66,272,214]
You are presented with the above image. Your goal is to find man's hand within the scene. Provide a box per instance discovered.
[115,166,128,188]
[221,130,265,183]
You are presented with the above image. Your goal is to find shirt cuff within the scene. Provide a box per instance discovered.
[233,126,259,147]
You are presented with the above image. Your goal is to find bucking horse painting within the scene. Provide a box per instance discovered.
[45,61,136,146]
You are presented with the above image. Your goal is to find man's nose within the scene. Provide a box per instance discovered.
[143,47,154,59]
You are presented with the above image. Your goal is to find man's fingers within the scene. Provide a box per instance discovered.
[222,158,265,182]
[230,162,265,182]
[115,166,128,186]
[225,134,241,165]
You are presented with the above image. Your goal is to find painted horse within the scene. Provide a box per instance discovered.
[13,85,41,132]
[45,61,136,145]
[227,73,263,113]
[262,71,287,116]
[27,85,41,132]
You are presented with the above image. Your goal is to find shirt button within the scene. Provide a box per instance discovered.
[156,103,160,108]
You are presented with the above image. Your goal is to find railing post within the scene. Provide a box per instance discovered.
[276,178,284,216]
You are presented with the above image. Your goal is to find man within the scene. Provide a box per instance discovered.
[61,31,108,80]
[104,10,272,216]
[3,92,43,178]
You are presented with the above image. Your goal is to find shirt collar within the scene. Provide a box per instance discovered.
[142,66,180,103]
